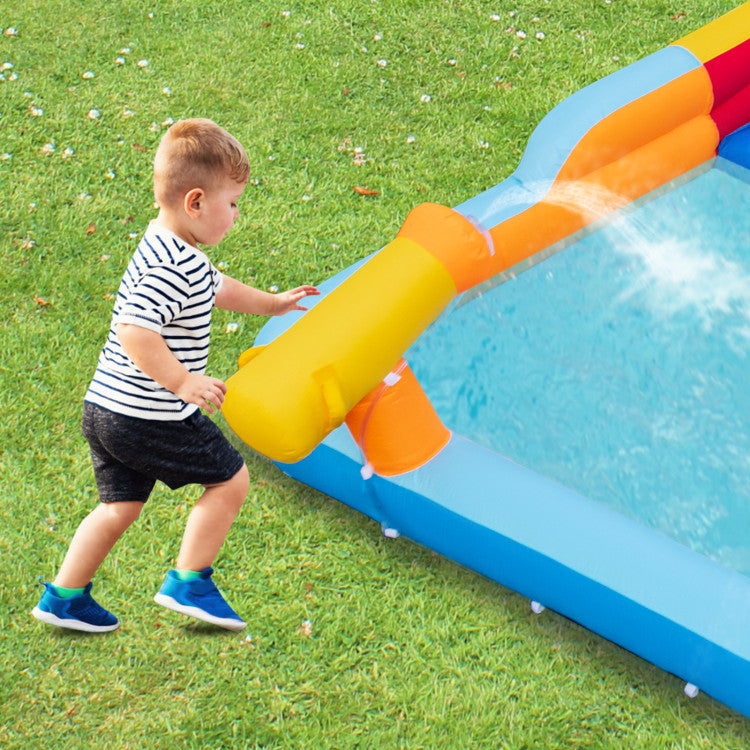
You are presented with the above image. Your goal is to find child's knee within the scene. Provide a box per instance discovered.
[203,464,249,512]
[94,501,143,536]
[233,463,250,501]
[224,463,250,506]
[98,500,144,529]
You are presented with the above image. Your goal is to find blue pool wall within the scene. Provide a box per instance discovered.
[274,427,750,719]
[719,122,750,168]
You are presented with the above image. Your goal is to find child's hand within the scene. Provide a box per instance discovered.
[274,285,320,314]
[174,373,228,414]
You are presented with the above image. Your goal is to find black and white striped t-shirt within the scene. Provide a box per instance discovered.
[84,222,223,420]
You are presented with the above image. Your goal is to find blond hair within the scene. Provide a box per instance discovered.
[153,118,250,207]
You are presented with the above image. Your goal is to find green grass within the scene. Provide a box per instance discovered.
[2,0,749,746]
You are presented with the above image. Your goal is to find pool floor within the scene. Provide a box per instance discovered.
[408,158,750,576]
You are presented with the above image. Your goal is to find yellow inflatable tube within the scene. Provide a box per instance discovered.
[223,203,490,463]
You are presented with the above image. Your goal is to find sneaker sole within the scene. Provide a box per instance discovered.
[153,593,246,631]
[31,606,119,633]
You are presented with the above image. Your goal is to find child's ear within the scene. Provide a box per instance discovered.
[184,188,204,219]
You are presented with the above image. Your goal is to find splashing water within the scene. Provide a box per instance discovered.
[457,176,651,306]
[615,236,750,353]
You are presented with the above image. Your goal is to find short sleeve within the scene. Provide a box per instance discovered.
[212,266,224,296]
[115,265,191,332]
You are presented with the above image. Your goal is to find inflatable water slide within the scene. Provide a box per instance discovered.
[224,4,750,718]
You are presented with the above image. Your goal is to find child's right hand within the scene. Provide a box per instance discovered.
[273,285,320,314]
[175,373,228,414]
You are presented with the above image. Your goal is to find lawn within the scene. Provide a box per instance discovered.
[2,0,749,747]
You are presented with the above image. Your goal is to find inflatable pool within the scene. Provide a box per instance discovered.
[223,4,750,718]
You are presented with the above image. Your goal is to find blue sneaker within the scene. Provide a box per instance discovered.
[31,581,119,633]
[154,568,246,631]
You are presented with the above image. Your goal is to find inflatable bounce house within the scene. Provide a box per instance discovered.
[224,3,750,718]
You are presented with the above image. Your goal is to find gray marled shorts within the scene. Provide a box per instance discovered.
[82,401,245,503]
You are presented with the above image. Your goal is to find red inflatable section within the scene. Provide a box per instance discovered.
[706,37,750,138]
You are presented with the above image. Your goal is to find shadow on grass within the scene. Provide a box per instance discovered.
[178,622,242,636]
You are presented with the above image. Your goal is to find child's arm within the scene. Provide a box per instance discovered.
[116,324,227,413]
[215,275,319,316]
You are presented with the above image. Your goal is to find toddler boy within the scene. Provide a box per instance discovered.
[32,118,318,632]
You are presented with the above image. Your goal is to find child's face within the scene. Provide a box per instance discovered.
[193,176,247,246]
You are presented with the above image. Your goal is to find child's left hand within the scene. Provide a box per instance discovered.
[274,285,320,314]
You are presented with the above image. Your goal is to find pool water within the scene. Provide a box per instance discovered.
[407,158,750,576]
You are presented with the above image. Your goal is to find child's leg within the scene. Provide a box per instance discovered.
[176,464,249,572]
[154,465,249,631]
[54,501,144,588]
